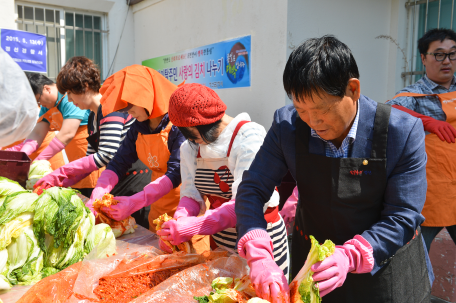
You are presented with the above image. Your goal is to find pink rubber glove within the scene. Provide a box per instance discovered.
[237,229,289,303]
[101,175,173,221]
[20,139,39,155]
[279,186,298,227]
[86,169,119,215]
[156,200,236,246]
[34,154,98,190]
[5,142,25,151]
[311,235,374,297]
[35,137,65,161]
[159,239,173,253]
[173,196,201,219]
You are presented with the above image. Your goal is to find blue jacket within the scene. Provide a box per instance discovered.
[235,95,434,280]
[107,114,185,188]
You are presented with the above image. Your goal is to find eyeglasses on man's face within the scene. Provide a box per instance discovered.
[426,51,456,62]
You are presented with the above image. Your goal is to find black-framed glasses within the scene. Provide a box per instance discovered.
[426,51,456,62]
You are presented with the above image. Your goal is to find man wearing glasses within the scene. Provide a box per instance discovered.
[388,28,456,253]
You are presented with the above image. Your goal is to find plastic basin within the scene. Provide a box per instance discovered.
[0,150,31,187]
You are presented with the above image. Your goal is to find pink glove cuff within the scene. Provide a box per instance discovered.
[237,229,271,258]
[35,137,65,160]
[6,142,25,151]
[343,235,374,274]
[289,186,298,202]
[174,196,201,218]
[61,154,98,187]
[20,139,38,155]
[154,175,173,193]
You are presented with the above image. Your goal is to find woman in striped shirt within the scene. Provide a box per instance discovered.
[156,84,290,280]
[34,57,152,227]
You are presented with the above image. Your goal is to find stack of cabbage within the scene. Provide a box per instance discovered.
[0,178,116,290]
[26,160,53,190]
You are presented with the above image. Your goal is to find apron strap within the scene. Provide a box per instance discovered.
[370,103,391,159]
[227,120,249,157]
[197,120,250,158]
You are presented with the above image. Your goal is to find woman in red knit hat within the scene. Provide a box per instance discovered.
[157,83,290,280]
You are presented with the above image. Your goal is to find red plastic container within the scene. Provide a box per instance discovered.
[0,150,31,187]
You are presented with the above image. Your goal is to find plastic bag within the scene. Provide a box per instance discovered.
[0,48,39,147]
[129,254,250,303]
[15,237,228,303]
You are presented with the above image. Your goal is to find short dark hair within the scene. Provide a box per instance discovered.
[26,73,54,96]
[178,119,223,147]
[418,28,456,55]
[56,56,101,94]
[283,35,359,102]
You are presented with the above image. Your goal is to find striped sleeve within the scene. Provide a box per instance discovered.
[92,113,135,168]
[86,141,95,156]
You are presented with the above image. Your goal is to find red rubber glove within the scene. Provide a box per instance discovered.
[238,229,289,303]
[392,105,456,143]
[311,236,374,297]
[34,154,98,190]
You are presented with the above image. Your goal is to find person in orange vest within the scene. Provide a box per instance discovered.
[86,65,187,235]
[387,28,456,252]
[6,73,99,197]
[31,57,152,228]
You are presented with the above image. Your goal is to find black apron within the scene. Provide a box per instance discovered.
[292,103,431,303]
[87,108,152,229]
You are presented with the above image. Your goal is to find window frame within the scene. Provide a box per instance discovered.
[15,1,109,80]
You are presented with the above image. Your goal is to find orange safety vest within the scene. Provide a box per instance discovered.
[37,94,103,188]
[135,122,181,233]
[393,91,456,226]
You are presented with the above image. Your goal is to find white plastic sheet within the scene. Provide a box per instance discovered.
[0,48,39,147]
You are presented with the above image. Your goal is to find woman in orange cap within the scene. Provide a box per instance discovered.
[87,65,186,234]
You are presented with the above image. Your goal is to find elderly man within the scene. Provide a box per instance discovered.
[235,36,433,303]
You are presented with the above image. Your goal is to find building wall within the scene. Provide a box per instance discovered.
[9,0,135,80]
[287,0,409,104]
[0,0,17,30]
[133,0,289,128]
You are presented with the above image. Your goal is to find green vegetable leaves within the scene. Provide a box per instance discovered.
[294,235,335,303]
[26,160,53,190]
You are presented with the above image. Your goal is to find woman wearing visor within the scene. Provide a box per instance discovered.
[86,65,187,234]
[33,57,152,227]
[156,84,290,279]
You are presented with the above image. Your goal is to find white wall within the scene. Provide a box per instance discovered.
[15,0,135,80]
[105,0,135,79]
[133,0,289,128]
[0,0,17,30]
[287,0,408,104]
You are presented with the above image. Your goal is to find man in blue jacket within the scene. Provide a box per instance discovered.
[235,35,434,303]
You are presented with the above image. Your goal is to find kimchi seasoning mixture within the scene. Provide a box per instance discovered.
[93,265,193,303]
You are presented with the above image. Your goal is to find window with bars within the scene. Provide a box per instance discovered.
[404,0,456,85]
[15,3,107,80]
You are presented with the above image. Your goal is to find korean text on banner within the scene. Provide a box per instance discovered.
[142,35,251,89]
[0,28,47,73]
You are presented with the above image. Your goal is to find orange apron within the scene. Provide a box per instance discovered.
[37,94,103,188]
[393,91,456,226]
[136,122,181,233]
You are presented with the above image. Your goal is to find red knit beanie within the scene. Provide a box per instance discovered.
[169,83,227,127]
